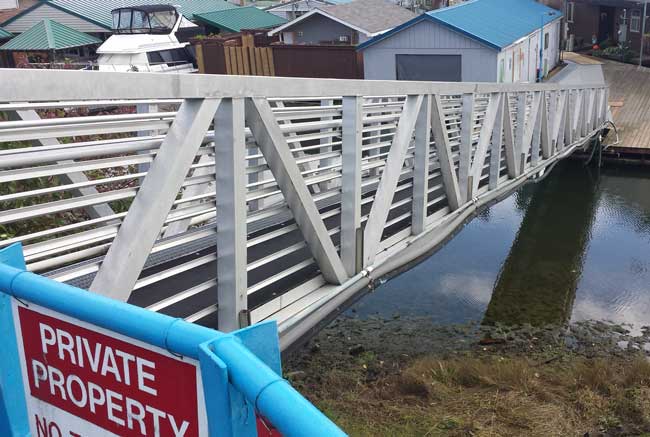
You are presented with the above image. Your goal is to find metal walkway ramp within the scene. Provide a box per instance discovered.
[0,69,609,349]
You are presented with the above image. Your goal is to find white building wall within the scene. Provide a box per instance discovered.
[0,0,18,10]
[3,3,108,34]
[496,18,562,83]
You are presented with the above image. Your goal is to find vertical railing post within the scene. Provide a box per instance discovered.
[565,89,574,146]
[458,93,475,203]
[215,98,248,332]
[600,87,609,126]
[572,89,583,142]
[592,88,600,129]
[581,89,589,136]
[540,91,552,159]
[549,90,560,153]
[412,94,431,235]
[341,96,363,276]
[515,92,527,174]
[530,91,543,167]
[581,88,588,138]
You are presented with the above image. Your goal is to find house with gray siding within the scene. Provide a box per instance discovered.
[358,0,563,83]
[268,0,416,45]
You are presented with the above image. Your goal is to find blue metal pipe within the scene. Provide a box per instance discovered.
[212,336,346,437]
[0,252,347,437]
[1,263,223,359]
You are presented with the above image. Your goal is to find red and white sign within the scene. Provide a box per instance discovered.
[12,302,208,437]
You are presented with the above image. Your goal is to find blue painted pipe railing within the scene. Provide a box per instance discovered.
[0,243,346,437]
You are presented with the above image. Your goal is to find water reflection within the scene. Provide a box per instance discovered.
[483,163,599,326]
[347,161,650,331]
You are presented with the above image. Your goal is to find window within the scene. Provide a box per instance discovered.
[567,2,575,23]
[544,32,549,50]
[631,10,641,33]
[118,10,132,30]
[146,48,192,65]
[131,11,151,33]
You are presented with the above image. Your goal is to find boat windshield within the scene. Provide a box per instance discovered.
[111,6,178,34]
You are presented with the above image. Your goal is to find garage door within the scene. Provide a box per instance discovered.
[396,54,462,82]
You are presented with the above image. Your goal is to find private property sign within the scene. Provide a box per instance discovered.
[0,243,345,437]
[12,302,208,437]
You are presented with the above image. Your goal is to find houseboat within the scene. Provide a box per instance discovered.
[96,4,198,73]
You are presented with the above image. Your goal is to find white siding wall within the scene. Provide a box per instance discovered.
[496,18,562,83]
[546,20,561,74]
[362,20,499,82]
[0,0,18,10]
[3,3,108,33]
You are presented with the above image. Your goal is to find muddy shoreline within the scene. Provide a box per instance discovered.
[286,317,650,436]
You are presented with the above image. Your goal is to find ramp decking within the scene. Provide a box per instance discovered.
[601,60,650,152]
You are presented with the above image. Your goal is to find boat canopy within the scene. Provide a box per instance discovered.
[111,5,179,35]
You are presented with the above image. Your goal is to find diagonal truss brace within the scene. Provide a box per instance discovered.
[90,98,222,300]
[468,93,501,198]
[363,95,423,267]
[431,94,462,211]
[245,97,348,285]
[503,93,519,178]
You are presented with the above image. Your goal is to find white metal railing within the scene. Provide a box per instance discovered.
[0,69,609,343]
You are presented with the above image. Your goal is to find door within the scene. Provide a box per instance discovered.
[395,54,462,82]
[498,58,505,83]
[514,51,521,82]
[598,6,616,43]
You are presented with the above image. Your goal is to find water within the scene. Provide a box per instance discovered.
[349,161,650,333]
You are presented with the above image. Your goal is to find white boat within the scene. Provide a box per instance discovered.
[96,5,199,73]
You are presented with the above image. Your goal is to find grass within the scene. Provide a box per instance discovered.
[291,353,650,436]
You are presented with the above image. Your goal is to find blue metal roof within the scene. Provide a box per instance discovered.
[358,0,562,52]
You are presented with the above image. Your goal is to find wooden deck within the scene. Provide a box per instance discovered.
[602,60,650,150]
[563,52,604,66]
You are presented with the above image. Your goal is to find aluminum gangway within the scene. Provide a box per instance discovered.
[0,69,609,349]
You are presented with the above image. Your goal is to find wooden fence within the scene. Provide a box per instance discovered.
[193,34,362,79]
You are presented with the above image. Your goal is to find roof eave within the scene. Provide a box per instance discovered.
[358,6,564,53]
[268,8,371,36]
[2,1,111,31]
[1,1,44,27]
[359,14,503,52]
[427,16,502,50]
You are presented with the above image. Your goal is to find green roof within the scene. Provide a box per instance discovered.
[0,26,12,40]
[195,6,286,33]
[16,0,240,30]
[0,19,101,50]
